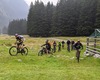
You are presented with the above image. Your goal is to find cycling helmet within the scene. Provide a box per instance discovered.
[77,40,80,43]
[15,33,18,37]
[46,39,49,43]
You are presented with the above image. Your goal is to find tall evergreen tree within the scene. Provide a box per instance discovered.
[45,2,54,36]
[52,0,78,36]
[27,0,99,37]
[95,0,100,29]
[77,0,97,36]
[27,0,48,37]
[27,2,34,36]
[8,19,27,35]
[51,0,67,36]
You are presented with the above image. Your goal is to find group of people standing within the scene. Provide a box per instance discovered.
[52,40,77,52]
[41,39,83,56]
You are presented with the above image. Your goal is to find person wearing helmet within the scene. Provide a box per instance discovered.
[62,41,65,49]
[66,40,71,52]
[74,40,83,50]
[58,42,61,52]
[15,34,25,50]
[74,40,83,62]
[71,40,75,50]
[53,41,57,53]
[41,40,51,54]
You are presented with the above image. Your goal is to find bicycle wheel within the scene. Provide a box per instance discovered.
[38,50,43,56]
[9,46,18,56]
[21,47,28,55]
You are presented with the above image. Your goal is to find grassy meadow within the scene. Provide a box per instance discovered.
[0,35,100,80]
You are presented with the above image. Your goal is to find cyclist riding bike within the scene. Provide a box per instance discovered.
[41,40,51,54]
[74,40,83,62]
[15,34,25,50]
[9,34,28,56]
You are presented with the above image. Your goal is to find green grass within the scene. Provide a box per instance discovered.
[0,35,100,80]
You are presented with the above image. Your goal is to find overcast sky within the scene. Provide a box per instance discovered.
[25,0,58,5]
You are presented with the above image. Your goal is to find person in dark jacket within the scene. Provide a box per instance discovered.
[62,41,65,49]
[58,42,61,52]
[74,40,83,50]
[74,40,83,62]
[71,40,75,50]
[41,40,51,53]
[53,41,57,53]
[66,40,71,52]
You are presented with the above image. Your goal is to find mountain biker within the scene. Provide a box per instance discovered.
[41,40,51,53]
[74,40,83,50]
[58,42,61,52]
[71,40,75,50]
[62,41,65,49]
[53,41,57,53]
[66,40,71,52]
[74,40,83,62]
[15,34,25,50]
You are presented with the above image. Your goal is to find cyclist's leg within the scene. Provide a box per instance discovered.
[43,47,47,54]
[58,47,59,52]
[17,42,22,49]
[17,43,20,51]
[77,49,80,63]
[62,44,64,49]
[71,45,73,50]
[55,46,56,52]
[54,46,56,52]
[20,42,24,49]
[21,45,26,53]
[78,50,80,58]
[53,46,55,53]
[45,46,50,54]
[76,50,77,57]
[60,46,61,51]
[67,45,70,52]
[48,48,52,54]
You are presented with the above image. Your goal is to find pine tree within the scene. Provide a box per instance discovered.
[45,2,54,36]
[8,19,27,35]
[95,0,100,29]
[27,2,34,36]
[77,0,97,36]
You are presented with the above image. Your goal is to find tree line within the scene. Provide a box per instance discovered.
[8,19,27,35]
[27,0,100,37]
[8,0,100,36]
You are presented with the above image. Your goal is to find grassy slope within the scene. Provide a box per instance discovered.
[0,35,100,80]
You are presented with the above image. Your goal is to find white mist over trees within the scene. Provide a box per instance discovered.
[0,0,28,28]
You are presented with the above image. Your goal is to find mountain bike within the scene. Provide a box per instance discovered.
[9,45,28,56]
[38,46,53,56]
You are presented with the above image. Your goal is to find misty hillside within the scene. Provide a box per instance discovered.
[0,0,28,28]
